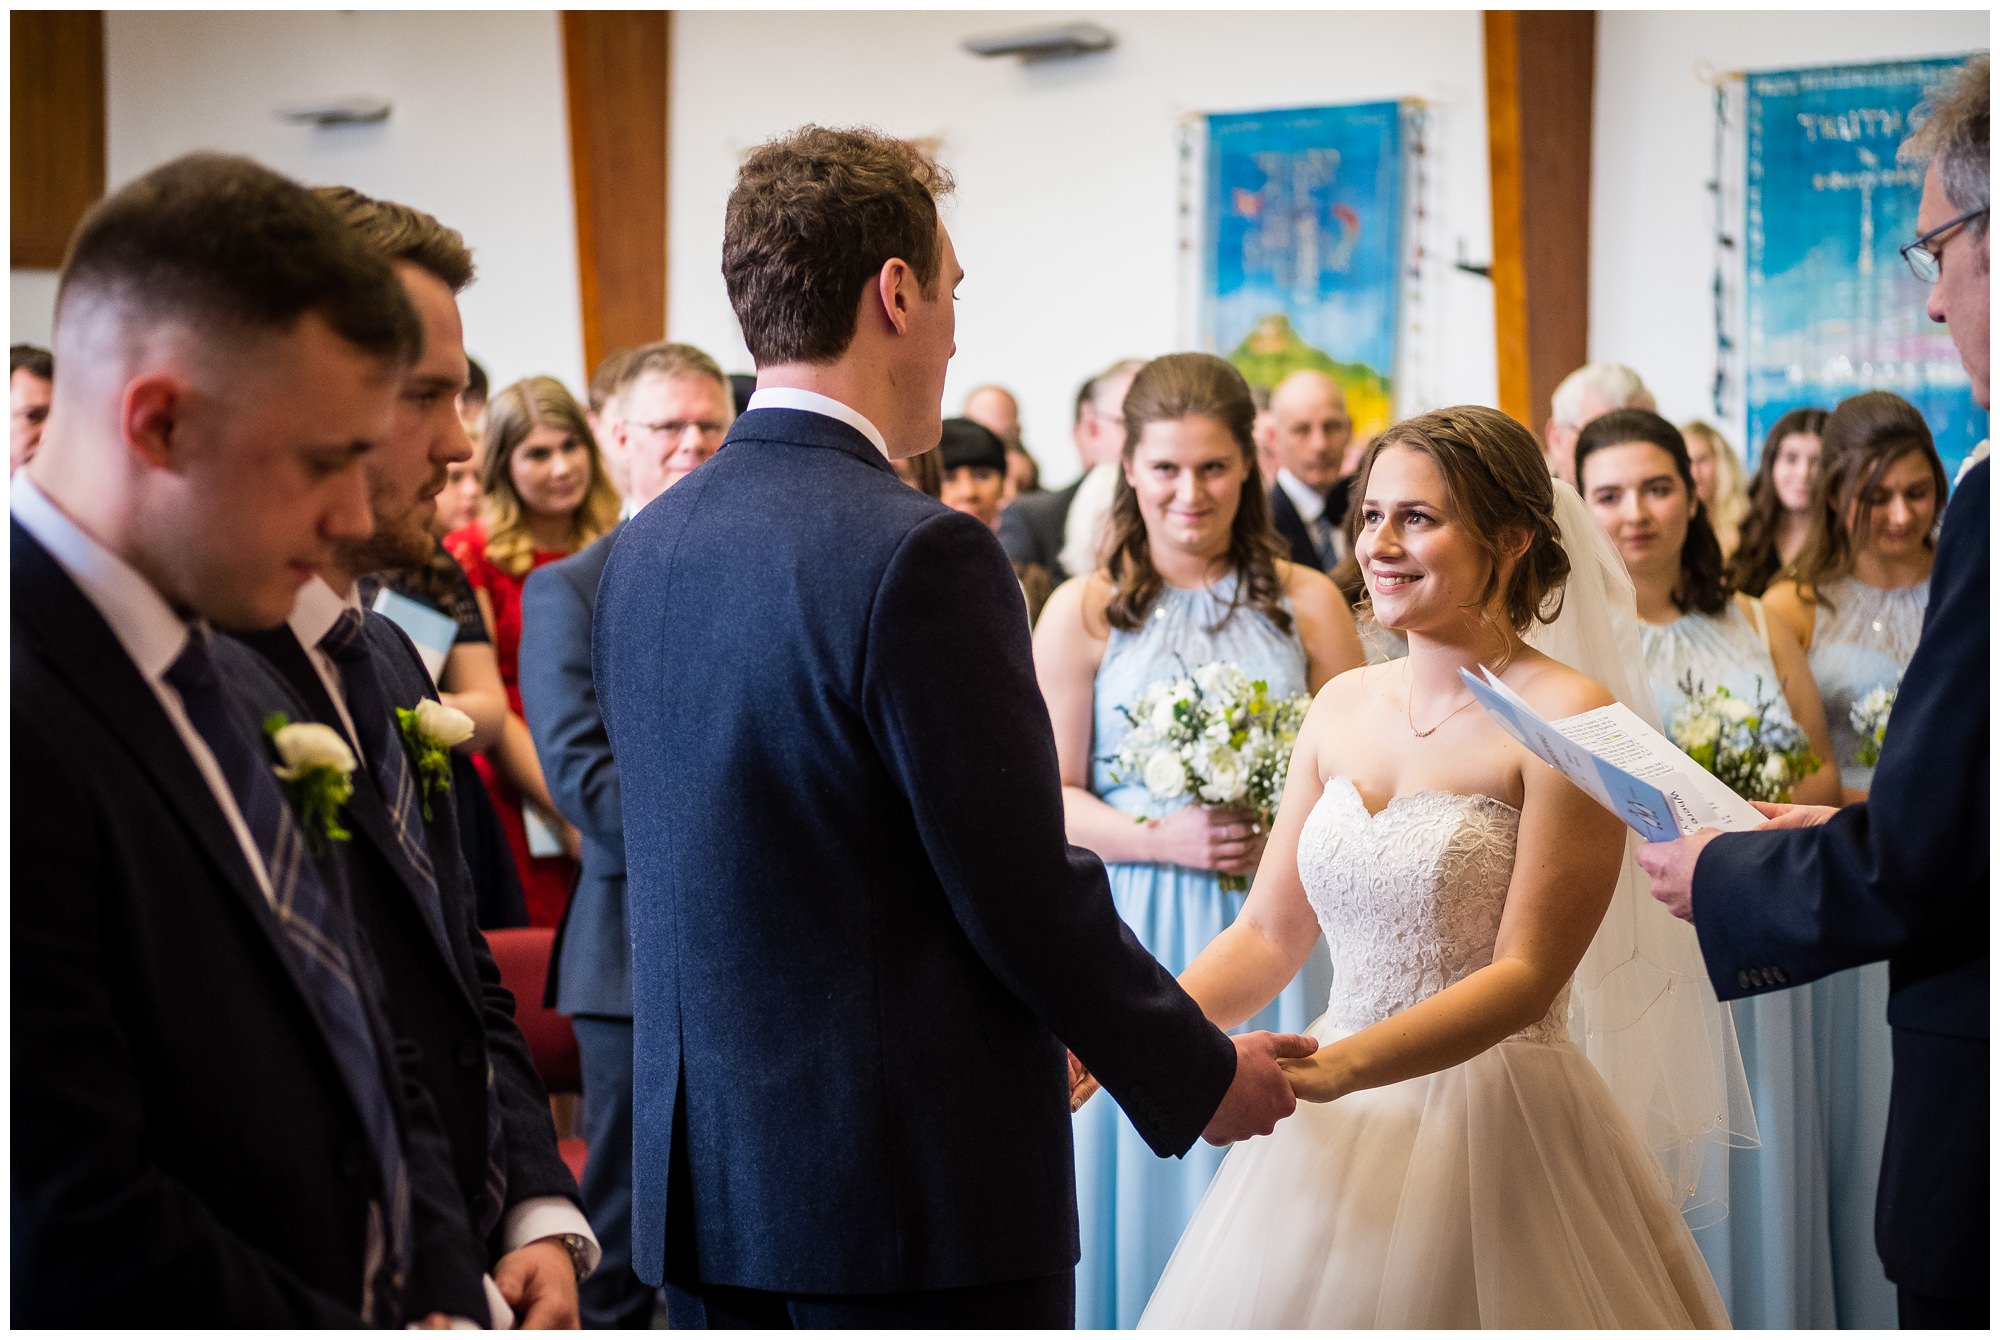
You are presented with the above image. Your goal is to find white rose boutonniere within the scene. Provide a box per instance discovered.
[265,714,356,852]
[396,699,476,820]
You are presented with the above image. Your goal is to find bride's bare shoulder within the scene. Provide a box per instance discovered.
[1503,650,1615,719]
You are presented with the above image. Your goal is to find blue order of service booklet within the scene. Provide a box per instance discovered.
[1458,666,1763,841]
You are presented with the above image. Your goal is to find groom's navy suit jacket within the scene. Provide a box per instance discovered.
[595,407,1237,1297]
[1693,459,1989,1300]
[10,522,488,1325]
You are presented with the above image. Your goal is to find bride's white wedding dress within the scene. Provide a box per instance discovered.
[1139,776,1729,1328]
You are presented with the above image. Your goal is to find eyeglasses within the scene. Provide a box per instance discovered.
[630,419,726,441]
[1900,205,1989,285]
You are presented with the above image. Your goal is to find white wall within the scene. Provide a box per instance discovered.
[1591,10,1990,454]
[667,10,1495,486]
[27,11,586,395]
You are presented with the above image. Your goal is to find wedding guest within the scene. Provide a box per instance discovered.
[1761,392,1943,801]
[1725,408,1828,596]
[14,150,489,1326]
[1640,56,1990,1329]
[1004,441,1041,502]
[584,346,636,472]
[1680,419,1751,558]
[1543,361,1654,485]
[891,440,941,496]
[1034,352,1363,1327]
[599,342,731,517]
[447,375,620,926]
[1750,393,1942,1325]
[938,415,1008,531]
[1577,408,1849,1326]
[1264,369,1355,572]
[458,353,488,440]
[963,382,1021,445]
[222,184,596,1325]
[521,340,735,1330]
[10,342,53,473]
[1001,359,1144,583]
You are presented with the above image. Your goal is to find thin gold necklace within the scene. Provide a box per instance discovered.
[1407,688,1475,738]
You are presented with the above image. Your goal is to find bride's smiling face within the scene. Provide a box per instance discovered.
[1356,444,1500,634]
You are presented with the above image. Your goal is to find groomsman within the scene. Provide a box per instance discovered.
[1264,369,1355,571]
[221,186,599,1328]
[12,152,489,1325]
[1640,54,1990,1330]
[520,341,735,1328]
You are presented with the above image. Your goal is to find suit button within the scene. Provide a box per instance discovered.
[1773,968,1789,984]
[456,1039,483,1069]
[1737,970,1752,989]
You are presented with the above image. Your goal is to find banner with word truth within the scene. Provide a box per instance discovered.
[1745,56,1985,481]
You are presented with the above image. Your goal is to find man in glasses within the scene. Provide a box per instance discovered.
[519,339,732,1328]
[1642,55,1989,1330]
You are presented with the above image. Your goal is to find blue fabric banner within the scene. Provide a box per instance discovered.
[1745,57,1985,481]
[1203,102,1404,440]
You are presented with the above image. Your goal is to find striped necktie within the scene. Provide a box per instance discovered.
[165,625,410,1322]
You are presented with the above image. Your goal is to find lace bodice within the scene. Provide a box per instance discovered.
[1809,575,1927,790]
[1298,776,1568,1043]
[1089,571,1307,816]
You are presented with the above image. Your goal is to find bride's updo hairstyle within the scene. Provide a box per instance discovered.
[1102,352,1290,635]
[1349,405,1571,635]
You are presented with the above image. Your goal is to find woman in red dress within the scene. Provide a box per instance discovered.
[446,375,622,926]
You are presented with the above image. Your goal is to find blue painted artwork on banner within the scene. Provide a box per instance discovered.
[1204,102,1404,441]
[1746,56,1985,482]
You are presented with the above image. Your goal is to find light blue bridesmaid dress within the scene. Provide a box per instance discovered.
[1073,571,1333,1330]
[1797,575,1925,1330]
[1644,601,1849,1327]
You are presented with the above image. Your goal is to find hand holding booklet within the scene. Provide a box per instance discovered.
[1459,665,1764,841]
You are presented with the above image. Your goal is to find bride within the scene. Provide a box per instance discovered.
[1129,406,1732,1327]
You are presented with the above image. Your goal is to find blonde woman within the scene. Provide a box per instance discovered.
[1680,420,1751,558]
[446,375,621,925]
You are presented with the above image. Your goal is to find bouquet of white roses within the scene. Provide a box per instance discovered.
[1848,678,1899,768]
[1106,659,1313,891]
[1668,674,1819,804]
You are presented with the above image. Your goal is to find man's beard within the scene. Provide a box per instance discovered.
[335,510,437,579]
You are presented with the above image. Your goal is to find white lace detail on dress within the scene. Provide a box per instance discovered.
[1299,777,1569,1043]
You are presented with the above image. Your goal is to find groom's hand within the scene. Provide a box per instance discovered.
[1201,1031,1318,1145]
[1636,828,1722,921]
[1067,1051,1102,1112]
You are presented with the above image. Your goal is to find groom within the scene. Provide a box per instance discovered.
[594,125,1315,1328]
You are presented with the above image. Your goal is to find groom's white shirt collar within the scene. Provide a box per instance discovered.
[746,386,891,461]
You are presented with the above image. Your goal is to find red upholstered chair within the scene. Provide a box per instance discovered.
[486,926,588,1183]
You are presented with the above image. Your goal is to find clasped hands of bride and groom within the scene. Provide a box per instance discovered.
[1068,1025,1334,1123]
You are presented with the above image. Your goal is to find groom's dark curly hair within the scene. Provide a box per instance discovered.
[723,125,954,367]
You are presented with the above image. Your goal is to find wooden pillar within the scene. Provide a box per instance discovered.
[1484,10,1595,435]
[561,10,669,378]
[11,10,106,268]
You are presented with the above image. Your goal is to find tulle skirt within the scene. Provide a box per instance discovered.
[1139,1019,1729,1329]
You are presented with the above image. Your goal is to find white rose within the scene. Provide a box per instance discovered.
[271,721,356,779]
[1761,754,1789,784]
[1193,662,1227,695]
[1150,694,1182,733]
[1718,695,1757,724]
[413,698,476,749]
[1142,750,1187,798]
[1198,746,1247,804]
[1678,715,1720,748]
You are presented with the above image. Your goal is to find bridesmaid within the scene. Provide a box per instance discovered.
[1680,420,1752,559]
[1576,409,1846,1327]
[1757,390,1945,1330]
[1726,408,1828,596]
[1034,353,1362,1329]
[446,375,621,927]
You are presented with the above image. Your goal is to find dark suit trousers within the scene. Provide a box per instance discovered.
[663,1269,1074,1329]
[573,1016,657,1328]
